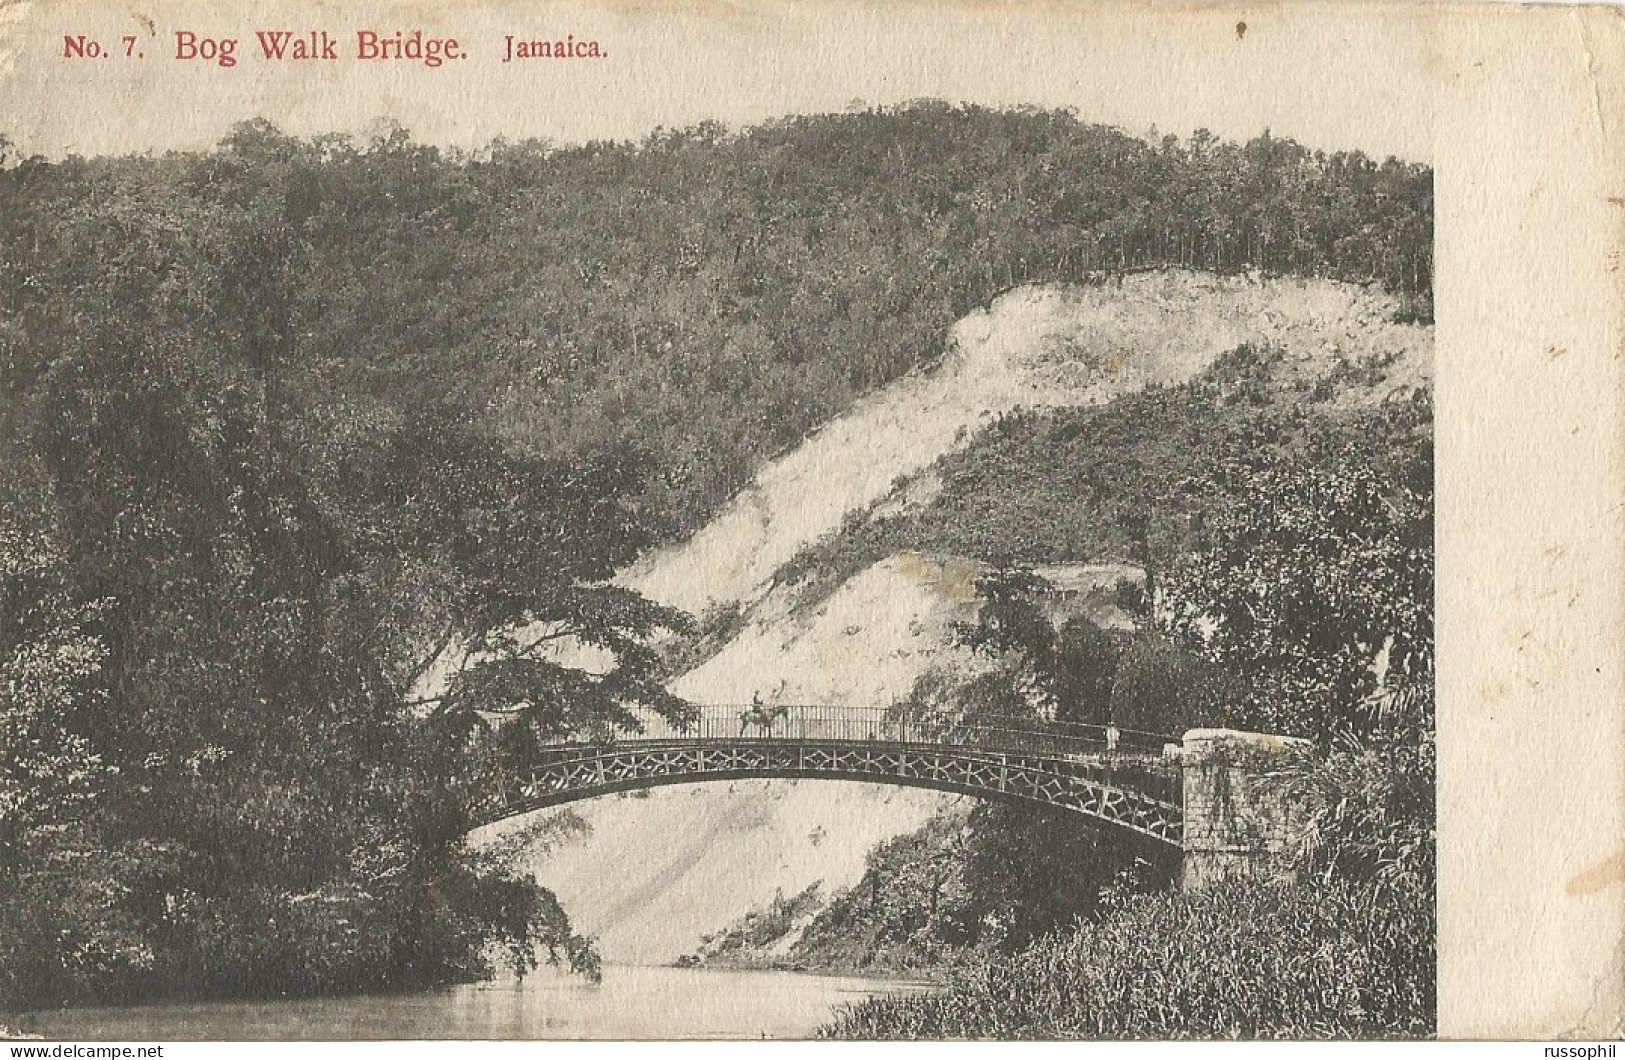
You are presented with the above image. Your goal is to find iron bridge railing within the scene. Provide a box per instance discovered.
[547,703,1179,760]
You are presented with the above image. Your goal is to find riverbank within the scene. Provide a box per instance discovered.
[820,877,1436,1039]
[675,952,950,983]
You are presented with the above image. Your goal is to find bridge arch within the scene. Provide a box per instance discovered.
[475,706,1190,849]
[476,707,1311,887]
[477,737,1187,847]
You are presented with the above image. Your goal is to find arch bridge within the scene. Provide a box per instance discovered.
[475,705,1308,888]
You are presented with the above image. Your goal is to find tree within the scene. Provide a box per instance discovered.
[1106,633,1230,736]
[358,410,695,741]
[888,573,1171,954]
[952,569,1126,725]
[1157,406,1433,742]
[0,146,693,1003]
[0,460,159,1007]
[961,803,1156,949]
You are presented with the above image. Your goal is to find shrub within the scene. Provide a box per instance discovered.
[1107,634,1229,736]
[1273,708,1436,896]
[822,877,1434,1040]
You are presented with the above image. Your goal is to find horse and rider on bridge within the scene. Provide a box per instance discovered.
[738,692,790,737]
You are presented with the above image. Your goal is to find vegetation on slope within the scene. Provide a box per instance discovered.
[824,877,1432,1039]
[686,802,1175,976]
[5,106,1429,543]
[680,882,829,970]
[822,702,1436,1039]
[775,341,1430,630]
[817,386,1435,1038]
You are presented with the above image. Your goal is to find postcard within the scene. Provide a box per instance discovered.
[0,0,1619,1043]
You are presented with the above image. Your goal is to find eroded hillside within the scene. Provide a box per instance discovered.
[621,271,1428,618]
[492,270,1432,967]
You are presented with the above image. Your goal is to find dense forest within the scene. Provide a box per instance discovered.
[5,102,1431,540]
[0,104,1431,1017]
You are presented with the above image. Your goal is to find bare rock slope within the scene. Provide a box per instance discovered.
[621,271,1429,618]
[491,270,1431,965]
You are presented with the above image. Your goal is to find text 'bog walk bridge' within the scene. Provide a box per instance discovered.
[477,704,1309,889]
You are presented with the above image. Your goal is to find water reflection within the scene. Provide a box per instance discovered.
[26,965,933,1041]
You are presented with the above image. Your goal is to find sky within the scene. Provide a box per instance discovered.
[0,0,1437,161]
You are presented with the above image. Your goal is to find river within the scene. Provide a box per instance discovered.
[22,965,931,1041]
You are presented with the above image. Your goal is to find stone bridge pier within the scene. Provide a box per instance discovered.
[1178,728,1314,891]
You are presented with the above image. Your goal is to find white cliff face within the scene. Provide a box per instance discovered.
[618,272,1429,618]
[672,551,987,708]
[484,781,958,965]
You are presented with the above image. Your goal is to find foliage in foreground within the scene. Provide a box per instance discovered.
[0,154,693,1005]
[822,706,1437,1039]
[821,876,1433,1040]
[0,456,621,1008]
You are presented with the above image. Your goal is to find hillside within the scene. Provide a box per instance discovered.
[6,105,1430,546]
[623,271,1429,616]
[0,107,1433,1008]
[476,783,960,964]
[660,377,1433,981]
